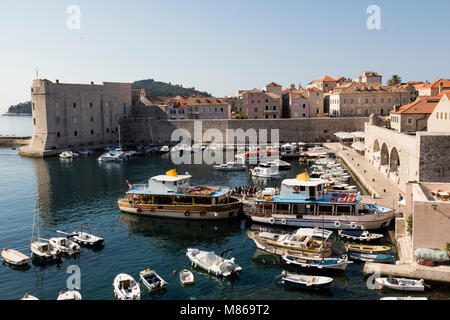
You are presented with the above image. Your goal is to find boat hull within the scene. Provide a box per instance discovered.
[245,212,393,230]
[118,201,241,220]
[280,278,332,290]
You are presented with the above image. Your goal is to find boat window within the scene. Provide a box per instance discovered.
[276,203,290,212]
[174,196,192,204]
[300,186,305,191]
[194,197,212,205]
[306,205,315,214]
[318,205,333,214]
[293,204,307,214]
[336,206,351,214]
[153,196,173,205]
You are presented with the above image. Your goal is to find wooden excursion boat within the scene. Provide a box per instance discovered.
[247,228,333,258]
[345,244,391,254]
[118,169,241,220]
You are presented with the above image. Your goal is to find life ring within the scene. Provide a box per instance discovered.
[334,221,341,228]
[281,219,287,225]
[269,217,275,224]
[184,210,190,217]
[293,186,300,191]
[200,211,206,217]
[177,187,182,193]
[136,208,142,214]
[350,222,357,229]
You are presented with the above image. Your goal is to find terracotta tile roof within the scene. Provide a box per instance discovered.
[390,96,441,114]
[308,87,323,92]
[186,97,228,106]
[424,78,450,89]
[290,89,309,99]
[309,75,336,84]
[264,92,281,99]
[438,90,450,96]
[266,82,282,87]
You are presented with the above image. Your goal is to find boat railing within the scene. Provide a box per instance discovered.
[130,184,146,190]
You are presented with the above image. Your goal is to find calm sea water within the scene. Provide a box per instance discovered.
[0,117,448,300]
[0,116,32,136]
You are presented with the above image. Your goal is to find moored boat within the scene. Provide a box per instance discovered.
[244,172,393,230]
[113,273,141,300]
[117,169,241,220]
[347,251,394,263]
[30,239,61,263]
[1,248,30,266]
[375,276,426,292]
[57,290,82,300]
[278,271,333,290]
[213,162,246,171]
[250,166,281,179]
[71,226,104,247]
[380,296,428,300]
[179,269,195,285]
[282,254,352,271]
[139,268,167,293]
[345,243,391,254]
[21,293,39,300]
[338,229,383,242]
[247,228,333,258]
[186,248,242,277]
[49,235,80,256]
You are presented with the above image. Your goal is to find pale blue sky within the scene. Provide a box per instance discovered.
[0,0,449,113]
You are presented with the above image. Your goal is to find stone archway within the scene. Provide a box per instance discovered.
[390,147,400,173]
[381,143,389,166]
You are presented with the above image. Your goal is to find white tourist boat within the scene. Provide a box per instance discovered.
[375,277,426,292]
[117,169,241,220]
[186,248,242,277]
[250,166,281,179]
[57,290,82,300]
[71,226,104,247]
[179,269,195,285]
[259,159,291,170]
[49,235,80,256]
[247,228,333,258]
[21,293,39,300]
[139,268,167,293]
[1,248,30,266]
[213,161,246,171]
[244,172,394,230]
[338,229,384,242]
[278,271,333,290]
[113,273,141,300]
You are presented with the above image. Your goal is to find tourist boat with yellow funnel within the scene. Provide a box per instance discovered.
[243,172,394,230]
[117,169,241,220]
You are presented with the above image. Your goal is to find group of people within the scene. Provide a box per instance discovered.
[230,185,263,198]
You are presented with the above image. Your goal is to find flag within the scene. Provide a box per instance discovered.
[125,180,133,189]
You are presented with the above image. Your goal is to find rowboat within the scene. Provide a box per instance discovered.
[375,276,426,292]
[113,273,141,300]
[186,248,242,277]
[348,251,394,263]
[57,290,82,300]
[139,269,167,293]
[1,248,30,266]
[345,243,391,254]
[179,269,195,286]
[338,230,383,242]
[282,254,352,271]
[278,271,333,290]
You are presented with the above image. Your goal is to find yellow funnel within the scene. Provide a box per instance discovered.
[296,172,310,181]
[166,169,178,177]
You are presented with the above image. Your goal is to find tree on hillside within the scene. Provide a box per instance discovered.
[387,75,402,86]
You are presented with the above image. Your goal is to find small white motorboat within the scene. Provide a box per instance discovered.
[59,151,79,159]
[159,145,170,153]
[179,269,195,286]
[250,166,280,179]
[71,226,104,247]
[57,290,82,300]
[375,276,426,292]
[30,239,61,263]
[113,273,141,300]
[338,229,384,242]
[49,236,80,256]
[1,248,30,266]
[186,248,242,277]
[21,293,39,300]
[97,150,127,162]
[278,271,333,290]
[213,162,246,171]
[139,269,167,293]
[259,159,291,171]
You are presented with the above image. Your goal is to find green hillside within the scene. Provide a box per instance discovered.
[6,101,31,115]
[131,79,211,97]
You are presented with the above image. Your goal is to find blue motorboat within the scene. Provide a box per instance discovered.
[348,251,394,263]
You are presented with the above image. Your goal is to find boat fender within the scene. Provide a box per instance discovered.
[200,211,206,217]
[269,217,275,224]
[137,208,142,214]
[350,222,357,229]
[334,221,341,228]
[281,219,287,225]
[177,187,182,193]
[184,210,190,217]
[293,186,300,191]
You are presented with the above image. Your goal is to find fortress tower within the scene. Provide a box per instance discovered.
[20,79,131,157]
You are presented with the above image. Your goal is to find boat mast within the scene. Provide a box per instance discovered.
[118,124,121,149]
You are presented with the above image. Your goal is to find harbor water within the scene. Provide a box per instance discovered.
[0,118,448,300]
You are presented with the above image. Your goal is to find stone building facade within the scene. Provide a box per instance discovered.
[390,96,440,133]
[288,88,324,118]
[21,79,131,157]
[354,71,382,83]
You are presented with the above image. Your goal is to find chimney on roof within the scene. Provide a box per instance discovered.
[290,84,295,90]
[90,81,94,85]
[439,82,443,94]
[394,105,400,112]
[56,79,59,84]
